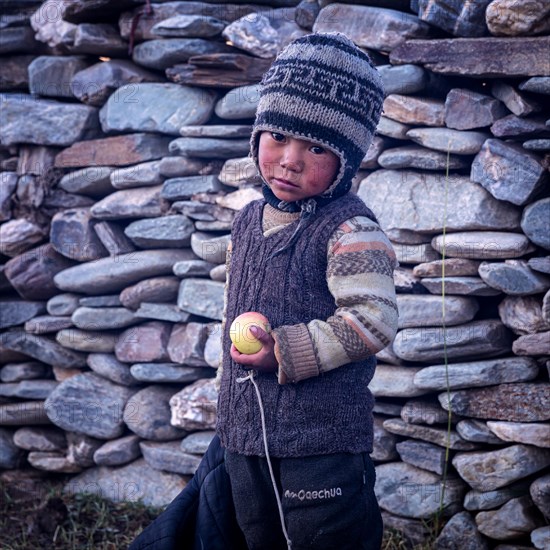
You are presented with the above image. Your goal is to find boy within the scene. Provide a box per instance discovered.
[217,33,398,550]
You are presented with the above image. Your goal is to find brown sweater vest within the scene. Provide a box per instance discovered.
[217,193,377,457]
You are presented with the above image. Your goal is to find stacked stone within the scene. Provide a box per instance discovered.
[0,0,549,546]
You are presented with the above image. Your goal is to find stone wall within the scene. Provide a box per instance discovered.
[1,0,549,547]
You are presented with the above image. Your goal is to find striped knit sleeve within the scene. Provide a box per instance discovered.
[274,216,398,383]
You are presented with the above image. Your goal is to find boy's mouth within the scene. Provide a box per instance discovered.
[272,177,299,189]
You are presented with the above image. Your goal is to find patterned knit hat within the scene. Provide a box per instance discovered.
[251,32,385,205]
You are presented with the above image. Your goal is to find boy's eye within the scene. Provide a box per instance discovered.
[271,132,286,142]
[310,146,326,155]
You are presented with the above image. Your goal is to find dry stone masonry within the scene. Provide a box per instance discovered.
[1,0,549,547]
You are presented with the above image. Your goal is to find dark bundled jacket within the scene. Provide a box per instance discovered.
[129,435,245,550]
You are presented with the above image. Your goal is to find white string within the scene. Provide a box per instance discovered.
[237,371,293,549]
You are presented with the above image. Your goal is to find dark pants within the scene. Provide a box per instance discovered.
[225,451,383,550]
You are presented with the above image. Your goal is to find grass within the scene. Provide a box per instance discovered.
[0,476,437,549]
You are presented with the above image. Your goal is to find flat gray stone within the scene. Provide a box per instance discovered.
[45,372,136,439]
[7,380,58,400]
[161,175,222,201]
[479,260,550,295]
[27,451,82,473]
[120,276,180,310]
[491,81,541,117]
[140,440,201,475]
[66,432,103,468]
[372,416,399,462]
[487,421,550,448]
[64,458,186,507]
[130,363,211,383]
[491,114,550,139]
[124,385,186,441]
[125,215,194,248]
[520,76,550,95]
[0,93,99,147]
[87,353,139,386]
[377,64,427,95]
[431,231,533,260]
[406,127,489,155]
[215,84,260,120]
[421,276,502,296]
[397,439,448,475]
[1,330,87,369]
[180,430,216,455]
[524,138,550,150]
[204,324,222,369]
[169,137,250,158]
[58,166,115,197]
[375,462,465,519]
[464,479,531,511]
[91,185,168,220]
[100,84,216,136]
[476,496,544,541]
[453,444,550,492]
[445,88,507,130]
[486,0,550,36]
[170,378,218,431]
[190,232,231,265]
[167,322,211,367]
[440,383,550,422]
[217,157,257,187]
[435,511,489,550]
[133,38,233,70]
[456,419,505,445]
[56,328,116,353]
[159,156,210,178]
[94,221,136,256]
[530,473,550,520]
[209,265,226,283]
[414,357,539,391]
[392,242,440,264]
[71,307,138,331]
[314,4,430,51]
[531,525,550,549]
[400,399,459,426]
[46,293,81,316]
[394,320,513,362]
[417,0,491,36]
[390,36,550,77]
[152,14,225,38]
[383,418,476,450]
[13,426,66,452]
[223,12,307,59]
[512,331,550,356]
[0,362,48,383]
[413,258,481,278]
[0,400,51,426]
[471,139,549,206]
[55,133,171,169]
[135,303,191,323]
[378,145,468,170]
[0,300,46,329]
[216,188,263,212]
[72,22,128,56]
[115,321,172,364]
[522,198,550,250]
[29,55,91,98]
[384,94,445,126]
[369,365,427,398]
[93,434,141,466]
[358,170,520,234]
[0,218,48,258]
[397,295,478,328]
[79,295,122,307]
[0,428,24,468]
[178,279,224,321]
[50,207,108,262]
[499,295,550,335]
[110,161,163,189]
[54,249,196,294]
[173,260,217,278]
[0,172,17,222]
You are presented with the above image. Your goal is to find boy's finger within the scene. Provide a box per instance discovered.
[249,325,270,342]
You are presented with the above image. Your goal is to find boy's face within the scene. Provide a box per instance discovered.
[258,132,340,203]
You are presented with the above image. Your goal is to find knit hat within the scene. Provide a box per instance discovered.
[251,32,385,209]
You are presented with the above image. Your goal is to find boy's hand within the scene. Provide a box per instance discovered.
[230,325,278,374]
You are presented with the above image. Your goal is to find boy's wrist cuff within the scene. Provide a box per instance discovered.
[273,324,319,383]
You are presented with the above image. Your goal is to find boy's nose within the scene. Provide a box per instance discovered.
[280,143,303,172]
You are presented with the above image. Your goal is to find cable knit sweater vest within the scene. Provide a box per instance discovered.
[217,193,378,457]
